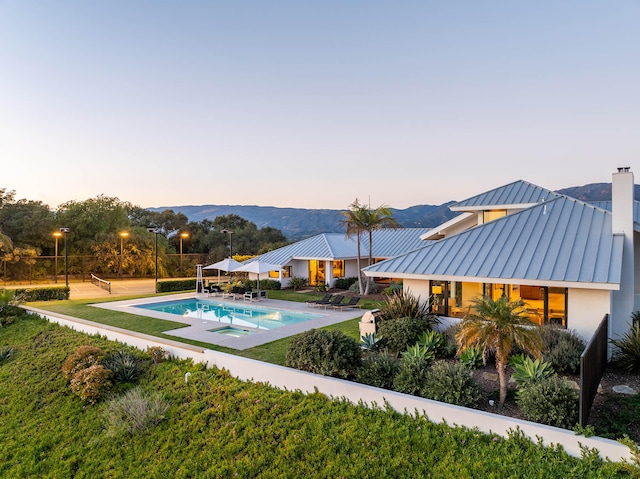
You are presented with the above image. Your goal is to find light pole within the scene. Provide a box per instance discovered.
[221,229,233,258]
[179,232,189,276]
[59,227,70,287]
[119,231,129,279]
[53,231,63,283]
[147,227,160,290]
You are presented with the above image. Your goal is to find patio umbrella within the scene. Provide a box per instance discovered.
[233,260,283,289]
[204,258,243,285]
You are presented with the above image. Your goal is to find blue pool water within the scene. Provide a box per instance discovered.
[135,298,323,330]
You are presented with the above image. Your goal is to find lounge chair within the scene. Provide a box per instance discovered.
[332,296,361,310]
[244,290,260,302]
[306,293,332,307]
[316,295,345,309]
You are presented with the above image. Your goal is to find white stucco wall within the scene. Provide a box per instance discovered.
[568,288,610,342]
[403,278,431,300]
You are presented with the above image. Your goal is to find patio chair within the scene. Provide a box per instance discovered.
[305,293,332,307]
[332,296,361,310]
[244,290,260,302]
[316,295,345,309]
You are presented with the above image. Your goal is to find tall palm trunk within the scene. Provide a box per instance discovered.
[356,233,363,294]
[497,360,508,407]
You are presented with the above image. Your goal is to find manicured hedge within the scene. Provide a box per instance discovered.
[156,279,196,293]
[13,287,70,301]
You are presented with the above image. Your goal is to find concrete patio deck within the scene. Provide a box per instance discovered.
[93,292,364,350]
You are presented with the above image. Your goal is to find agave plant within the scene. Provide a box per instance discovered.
[103,350,147,383]
[417,330,446,356]
[360,333,380,351]
[0,346,15,362]
[510,356,554,387]
[459,346,483,369]
[402,344,435,364]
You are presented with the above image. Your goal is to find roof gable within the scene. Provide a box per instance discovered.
[252,229,431,265]
[451,180,561,211]
[365,196,623,288]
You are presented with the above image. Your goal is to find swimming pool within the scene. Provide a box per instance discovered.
[134,298,323,330]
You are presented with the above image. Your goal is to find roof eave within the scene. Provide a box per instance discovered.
[362,271,620,291]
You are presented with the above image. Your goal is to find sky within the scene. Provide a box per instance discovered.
[1,1,639,211]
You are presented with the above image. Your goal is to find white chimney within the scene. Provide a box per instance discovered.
[610,167,635,345]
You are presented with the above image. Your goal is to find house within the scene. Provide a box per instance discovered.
[363,168,638,343]
[245,228,431,289]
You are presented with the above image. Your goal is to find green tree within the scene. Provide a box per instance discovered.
[456,296,543,407]
[361,202,399,295]
[340,199,368,294]
[0,199,55,252]
[55,195,132,253]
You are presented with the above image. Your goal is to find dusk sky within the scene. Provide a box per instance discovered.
[1,1,638,210]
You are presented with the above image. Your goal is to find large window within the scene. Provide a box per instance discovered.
[428,280,567,327]
[309,260,325,286]
[332,260,345,278]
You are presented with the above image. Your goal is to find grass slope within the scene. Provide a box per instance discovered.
[0,314,638,478]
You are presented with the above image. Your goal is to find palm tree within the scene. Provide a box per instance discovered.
[456,295,543,407]
[340,199,368,294]
[361,203,399,295]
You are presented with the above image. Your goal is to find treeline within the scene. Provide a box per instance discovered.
[0,189,288,281]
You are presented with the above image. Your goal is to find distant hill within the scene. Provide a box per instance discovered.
[148,203,457,240]
[557,183,640,202]
[150,183,640,240]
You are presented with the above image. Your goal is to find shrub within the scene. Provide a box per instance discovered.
[104,387,169,436]
[334,277,358,290]
[393,355,430,396]
[243,279,281,290]
[285,329,362,378]
[0,289,26,326]
[611,323,640,372]
[541,328,585,373]
[510,356,554,387]
[156,279,196,293]
[62,345,107,380]
[355,354,399,389]
[377,316,433,355]
[146,346,168,364]
[382,281,403,296]
[13,287,70,301]
[423,361,481,407]
[380,289,437,327]
[516,376,579,428]
[69,364,113,404]
[288,276,308,290]
[103,350,147,383]
[459,346,483,369]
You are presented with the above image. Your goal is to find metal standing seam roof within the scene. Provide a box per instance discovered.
[363,196,623,289]
[589,201,640,231]
[246,229,432,266]
[451,180,561,210]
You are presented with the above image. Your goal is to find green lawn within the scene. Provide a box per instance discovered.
[0,314,636,478]
[30,290,373,365]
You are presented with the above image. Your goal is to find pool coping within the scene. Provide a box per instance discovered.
[91,292,364,350]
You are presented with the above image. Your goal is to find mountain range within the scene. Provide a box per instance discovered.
[150,183,639,240]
